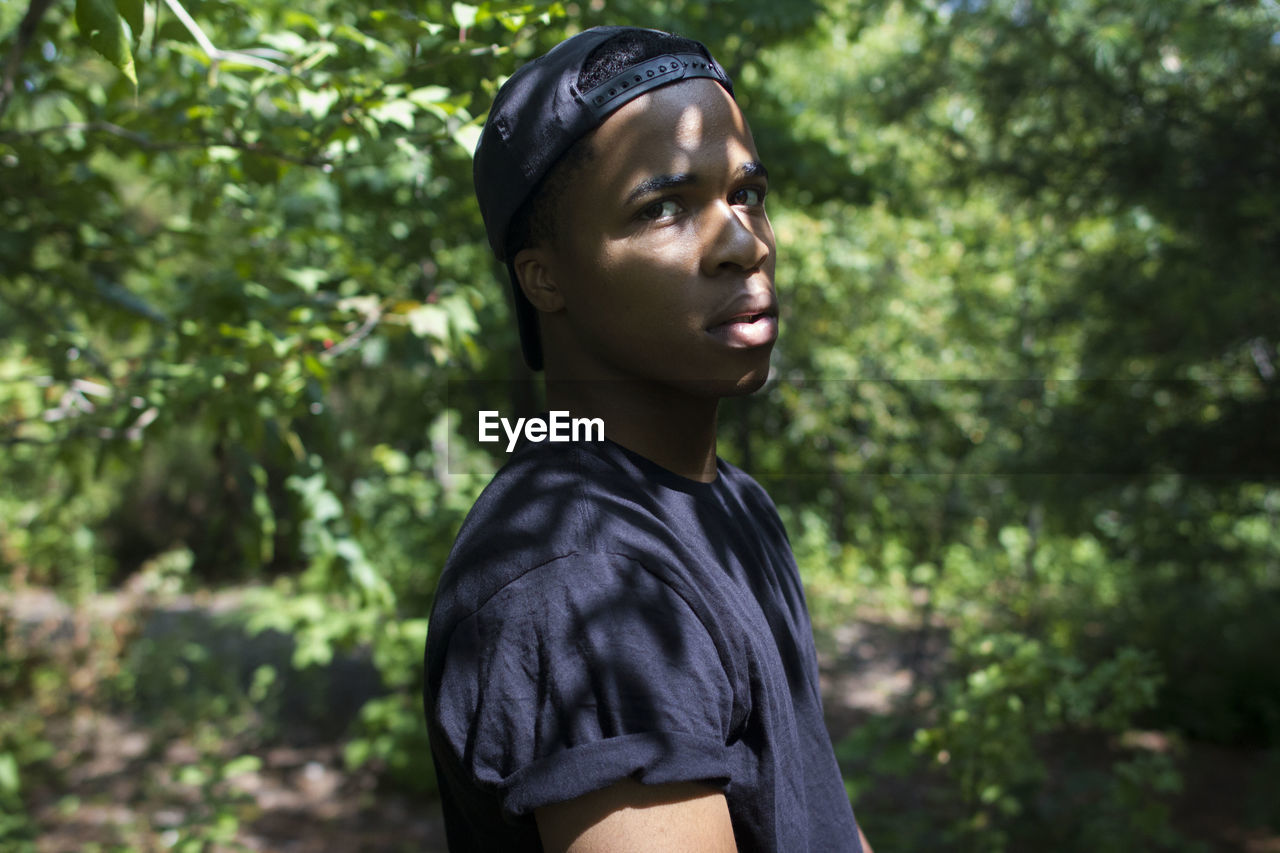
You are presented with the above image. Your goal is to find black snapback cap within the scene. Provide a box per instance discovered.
[472,26,735,371]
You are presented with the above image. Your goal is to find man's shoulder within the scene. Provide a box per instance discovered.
[430,441,652,620]
[715,456,786,526]
[456,438,638,544]
[715,455,770,497]
[430,441,790,634]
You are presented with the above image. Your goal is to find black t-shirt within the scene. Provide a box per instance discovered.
[423,438,862,852]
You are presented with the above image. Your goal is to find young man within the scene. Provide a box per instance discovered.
[424,26,871,852]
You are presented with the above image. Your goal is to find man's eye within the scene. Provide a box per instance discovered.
[730,186,766,207]
[639,199,682,220]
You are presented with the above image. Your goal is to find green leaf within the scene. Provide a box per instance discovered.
[297,87,340,119]
[454,122,483,155]
[406,304,448,341]
[283,267,328,293]
[94,278,167,322]
[370,99,416,130]
[75,0,137,86]
[407,86,452,108]
[0,753,19,796]
[344,738,371,769]
[176,764,208,786]
[242,152,283,184]
[452,2,478,31]
[220,755,263,779]
[115,0,144,40]
[293,633,333,668]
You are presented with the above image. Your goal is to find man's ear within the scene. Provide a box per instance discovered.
[512,247,565,313]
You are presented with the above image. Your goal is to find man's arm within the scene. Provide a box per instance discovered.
[535,779,738,853]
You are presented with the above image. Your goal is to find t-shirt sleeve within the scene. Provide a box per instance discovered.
[431,551,735,818]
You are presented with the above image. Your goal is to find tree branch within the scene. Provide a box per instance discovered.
[0,120,330,167]
[159,0,289,75]
[322,302,383,360]
[0,0,56,124]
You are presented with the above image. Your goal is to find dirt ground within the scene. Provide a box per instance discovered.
[9,587,1279,852]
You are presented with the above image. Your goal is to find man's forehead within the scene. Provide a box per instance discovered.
[593,79,754,159]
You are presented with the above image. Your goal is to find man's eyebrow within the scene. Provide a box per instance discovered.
[624,162,769,205]
[625,173,697,205]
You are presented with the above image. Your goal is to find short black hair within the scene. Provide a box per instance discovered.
[502,28,710,261]
[503,135,594,261]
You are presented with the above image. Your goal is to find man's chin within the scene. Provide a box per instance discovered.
[679,365,772,399]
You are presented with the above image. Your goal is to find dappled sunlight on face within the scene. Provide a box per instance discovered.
[671,101,704,159]
[536,78,778,398]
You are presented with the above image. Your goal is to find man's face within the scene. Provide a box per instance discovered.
[535,77,777,397]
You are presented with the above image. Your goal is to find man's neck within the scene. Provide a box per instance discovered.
[545,379,720,482]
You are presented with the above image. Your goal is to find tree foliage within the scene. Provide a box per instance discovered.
[2,0,1278,847]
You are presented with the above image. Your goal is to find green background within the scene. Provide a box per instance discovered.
[1,0,1277,849]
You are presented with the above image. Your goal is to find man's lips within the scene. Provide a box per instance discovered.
[706,293,778,329]
[705,308,779,349]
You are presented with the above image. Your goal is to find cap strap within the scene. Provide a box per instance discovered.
[577,53,728,121]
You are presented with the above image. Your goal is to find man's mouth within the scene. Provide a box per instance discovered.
[706,312,779,348]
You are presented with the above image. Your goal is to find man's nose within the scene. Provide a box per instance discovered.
[700,201,772,276]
